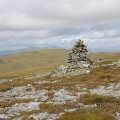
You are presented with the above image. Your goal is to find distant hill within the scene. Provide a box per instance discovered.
[0,46,66,56]
[0,49,120,78]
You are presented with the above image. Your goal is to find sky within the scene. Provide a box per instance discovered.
[0,0,120,52]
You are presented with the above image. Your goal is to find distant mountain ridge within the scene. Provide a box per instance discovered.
[0,46,65,56]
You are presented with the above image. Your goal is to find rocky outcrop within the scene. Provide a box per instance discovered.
[52,39,91,76]
[90,83,120,98]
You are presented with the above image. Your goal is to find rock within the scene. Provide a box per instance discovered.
[58,65,68,74]
[59,112,65,117]
[76,103,97,109]
[64,108,78,113]
[47,114,59,120]
[0,86,35,98]
[53,89,77,102]
[51,39,91,77]
[76,103,85,108]
[29,112,49,120]
[115,59,120,67]
[6,102,40,116]
[0,79,9,84]
[84,104,97,109]
[0,114,10,120]
[0,85,49,102]
[51,80,61,84]
[75,91,87,98]
[47,113,65,120]
[12,116,24,120]
[115,112,120,120]
[90,83,120,98]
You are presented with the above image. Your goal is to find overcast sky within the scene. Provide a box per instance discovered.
[0,0,120,52]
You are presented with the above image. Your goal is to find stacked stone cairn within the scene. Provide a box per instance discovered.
[52,39,91,76]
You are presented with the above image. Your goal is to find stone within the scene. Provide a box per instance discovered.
[0,114,10,120]
[6,102,40,115]
[29,112,49,120]
[1,86,35,98]
[47,114,59,120]
[52,39,91,76]
[76,103,85,108]
[90,83,120,98]
[0,85,49,103]
[59,112,65,116]
[64,108,78,113]
[76,103,97,109]
[53,89,77,102]
[115,59,120,67]
[0,79,8,84]
[115,112,120,120]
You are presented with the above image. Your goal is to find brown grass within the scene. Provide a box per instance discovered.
[40,102,77,114]
[0,99,33,108]
[60,109,115,120]
[0,50,119,78]
[80,93,120,105]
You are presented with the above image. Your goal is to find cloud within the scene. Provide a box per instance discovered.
[0,0,120,52]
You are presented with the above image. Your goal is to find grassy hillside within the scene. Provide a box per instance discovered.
[0,49,67,78]
[0,49,120,120]
[0,49,120,78]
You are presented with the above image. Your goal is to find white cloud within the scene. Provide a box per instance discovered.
[0,0,120,52]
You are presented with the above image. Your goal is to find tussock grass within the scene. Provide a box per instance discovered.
[80,93,120,105]
[0,78,36,92]
[40,102,77,113]
[0,49,68,78]
[0,99,33,108]
[60,109,115,120]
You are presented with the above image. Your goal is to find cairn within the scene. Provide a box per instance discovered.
[52,39,91,76]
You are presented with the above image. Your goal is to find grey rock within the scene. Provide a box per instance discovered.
[51,39,91,77]
[53,89,77,102]
[0,86,49,102]
[29,112,49,120]
[6,102,40,116]
[0,114,10,120]
[47,114,59,120]
[115,59,120,67]
[64,108,78,113]
[0,79,9,84]
[90,83,120,98]
[76,103,97,109]
[115,112,120,120]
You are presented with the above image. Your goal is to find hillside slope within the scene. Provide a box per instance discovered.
[0,49,120,78]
